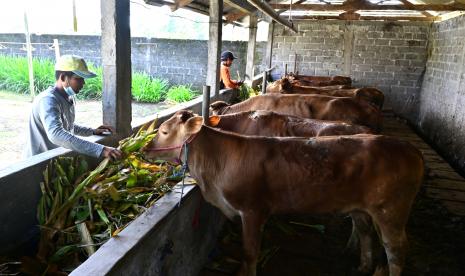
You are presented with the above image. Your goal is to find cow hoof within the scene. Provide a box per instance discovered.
[372,265,389,276]
[357,263,372,274]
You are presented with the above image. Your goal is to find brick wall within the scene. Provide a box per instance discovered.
[271,20,430,121]
[418,14,465,174]
[0,34,266,90]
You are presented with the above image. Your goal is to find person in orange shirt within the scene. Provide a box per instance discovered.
[220,51,243,89]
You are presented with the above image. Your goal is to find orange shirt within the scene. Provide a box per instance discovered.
[220,64,239,89]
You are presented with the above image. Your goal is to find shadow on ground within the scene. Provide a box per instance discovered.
[200,186,465,276]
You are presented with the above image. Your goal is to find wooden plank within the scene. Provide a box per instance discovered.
[101,0,132,136]
[427,169,464,182]
[225,11,248,23]
[441,201,465,216]
[224,0,254,14]
[425,179,465,192]
[425,187,465,202]
[171,0,194,11]
[425,162,455,171]
[285,15,434,22]
[271,3,465,12]
[398,0,435,18]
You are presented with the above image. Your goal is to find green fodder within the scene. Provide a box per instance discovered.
[166,84,199,103]
[0,55,55,94]
[132,72,169,103]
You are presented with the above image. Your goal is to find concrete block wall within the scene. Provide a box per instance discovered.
[0,34,266,90]
[418,14,465,174]
[271,20,430,121]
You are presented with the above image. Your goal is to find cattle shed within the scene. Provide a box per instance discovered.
[2,0,465,275]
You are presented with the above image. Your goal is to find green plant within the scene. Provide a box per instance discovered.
[132,73,168,103]
[0,55,54,94]
[77,64,102,100]
[0,55,191,104]
[166,84,198,103]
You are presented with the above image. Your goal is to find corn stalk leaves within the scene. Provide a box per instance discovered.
[32,129,183,273]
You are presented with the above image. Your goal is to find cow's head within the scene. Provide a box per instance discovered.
[210,101,230,115]
[142,110,203,161]
[281,77,292,91]
[266,78,292,93]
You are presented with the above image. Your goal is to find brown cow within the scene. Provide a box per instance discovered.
[142,110,424,276]
[288,74,352,86]
[210,94,383,132]
[267,78,385,109]
[290,79,352,89]
[209,110,373,137]
[267,78,351,93]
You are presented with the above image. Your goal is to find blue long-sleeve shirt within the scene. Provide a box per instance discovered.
[24,86,104,158]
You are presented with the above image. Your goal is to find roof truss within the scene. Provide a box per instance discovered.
[271,1,465,12]
[271,0,465,22]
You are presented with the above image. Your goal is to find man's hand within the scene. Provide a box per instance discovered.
[101,146,123,160]
[94,125,115,135]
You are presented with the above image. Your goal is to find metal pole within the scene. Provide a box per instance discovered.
[24,10,35,98]
[284,64,288,76]
[261,71,267,94]
[53,39,60,61]
[202,85,211,123]
[294,53,297,74]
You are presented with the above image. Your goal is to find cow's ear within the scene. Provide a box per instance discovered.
[185,116,203,134]
[282,78,291,90]
[208,115,221,127]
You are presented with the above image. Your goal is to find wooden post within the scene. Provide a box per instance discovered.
[72,0,78,32]
[202,85,210,123]
[265,21,275,69]
[101,0,132,137]
[245,15,257,82]
[206,0,223,99]
[261,71,267,94]
[53,39,60,61]
[23,10,34,98]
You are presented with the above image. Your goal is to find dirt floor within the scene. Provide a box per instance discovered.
[200,189,465,276]
[0,92,175,171]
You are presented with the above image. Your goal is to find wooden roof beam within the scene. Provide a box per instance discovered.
[224,0,253,14]
[286,15,435,21]
[171,0,195,12]
[247,0,298,32]
[270,3,465,11]
[398,0,435,18]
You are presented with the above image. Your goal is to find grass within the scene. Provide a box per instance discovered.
[0,55,54,95]
[166,85,199,103]
[0,55,198,103]
[132,73,169,103]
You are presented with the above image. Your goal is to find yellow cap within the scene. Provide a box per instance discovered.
[54,55,96,79]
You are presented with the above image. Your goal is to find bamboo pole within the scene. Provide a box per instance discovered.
[23,10,35,98]
[53,39,60,61]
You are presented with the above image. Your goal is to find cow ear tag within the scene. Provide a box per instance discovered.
[209,116,221,127]
[185,116,203,134]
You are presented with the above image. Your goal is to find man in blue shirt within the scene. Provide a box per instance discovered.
[24,55,122,160]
